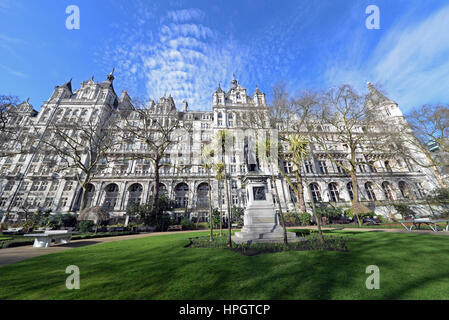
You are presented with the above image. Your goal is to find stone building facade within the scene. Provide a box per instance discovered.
[0,72,441,223]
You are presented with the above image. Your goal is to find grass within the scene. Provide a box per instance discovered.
[322,222,449,230]
[0,231,137,249]
[0,229,448,299]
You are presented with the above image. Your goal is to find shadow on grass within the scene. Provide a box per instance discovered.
[1,230,448,299]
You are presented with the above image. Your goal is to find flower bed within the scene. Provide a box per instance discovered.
[186,232,349,256]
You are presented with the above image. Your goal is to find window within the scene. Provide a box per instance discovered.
[398,181,410,199]
[127,184,143,208]
[304,161,314,174]
[30,181,40,191]
[60,197,68,208]
[385,161,392,172]
[19,182,29,191]
[346,182,354,200]
[39,181,48,191]
[415,182,425,198]
[283,161,293,173]
[309,183,321,203]
[328,183,340,202]
[0,197,7,207]
[382,181,394,201]
[357,159,367,173]
[336,160,345,174]
[64,181,73,191]
[231,180,237,189]
[365,182,376,201]
[318,161,328,174]
[368,162,377,173]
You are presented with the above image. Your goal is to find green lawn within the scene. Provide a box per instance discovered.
[0,230,448,299]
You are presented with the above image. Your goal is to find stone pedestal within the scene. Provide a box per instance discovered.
[232,174,298,244]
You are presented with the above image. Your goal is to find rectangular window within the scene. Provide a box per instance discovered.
[318,161,328,174]
[304,161,314,174]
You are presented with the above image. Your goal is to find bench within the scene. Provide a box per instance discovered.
[23,230,72,248]
[399,218,449,232]
[2,227,23,234]
[167,225,183,231]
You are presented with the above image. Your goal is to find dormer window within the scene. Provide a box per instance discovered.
[236,93,240,100]
[218,112,222,119]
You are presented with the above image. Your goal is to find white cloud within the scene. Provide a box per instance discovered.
[324,4,449,111]
[104,7,252,110]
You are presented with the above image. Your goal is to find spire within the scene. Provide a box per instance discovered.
[216,82,224,93]
[367,81,388,104]
[231,72,238,88]
[57,78,73,93]
[106,68,115,81]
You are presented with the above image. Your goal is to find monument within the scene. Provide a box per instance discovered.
[232,139,298,244]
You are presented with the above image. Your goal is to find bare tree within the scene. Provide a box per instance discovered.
[0,95,23,158]
[310,84,396,225]
[393,104,449,188]
[32,113,118,211]
[117,97,192,214]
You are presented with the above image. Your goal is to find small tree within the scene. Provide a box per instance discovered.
[33,113,118,211]
[0,94,23,158]
[117,97,191,216]
[311,84,396,225]
[393,104,449,188]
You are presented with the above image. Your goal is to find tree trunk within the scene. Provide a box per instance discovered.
[271,172,288,245]
[350,170,362,227]
[208,175,213,242]
[303,175,324,243]
[225,170,232,248]
[152,159,160,214]
[278,164,306,213]
[80,185,88,211]
[294,172,307,212]
[219,182,223,236]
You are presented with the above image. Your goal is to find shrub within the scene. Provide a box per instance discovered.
[283,211,298,226]
[344,208,353,218]
[78,220,94,233]
[180,217,194,230]
[231,206,244,225]
[299,212,312,226]
[316,205,343,219]
[393,204,413,219]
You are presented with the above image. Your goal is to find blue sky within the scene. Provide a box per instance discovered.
[1,0,449,111]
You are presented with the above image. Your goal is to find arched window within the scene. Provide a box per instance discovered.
[384,161,392,172]
[103,183,119,211]
[85,183,95,208]
[381,181,394,201]
[197,183,210,208]
[289,185,297,204]
[127,183,143,208]
[365,182,376,201]
[309,183,321,203]
[175,183,189,208]
[346,182,354,200]
[218,112,222,119]
[150,183,167,195]
[328,183,340,202]
[398,181,410,199]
